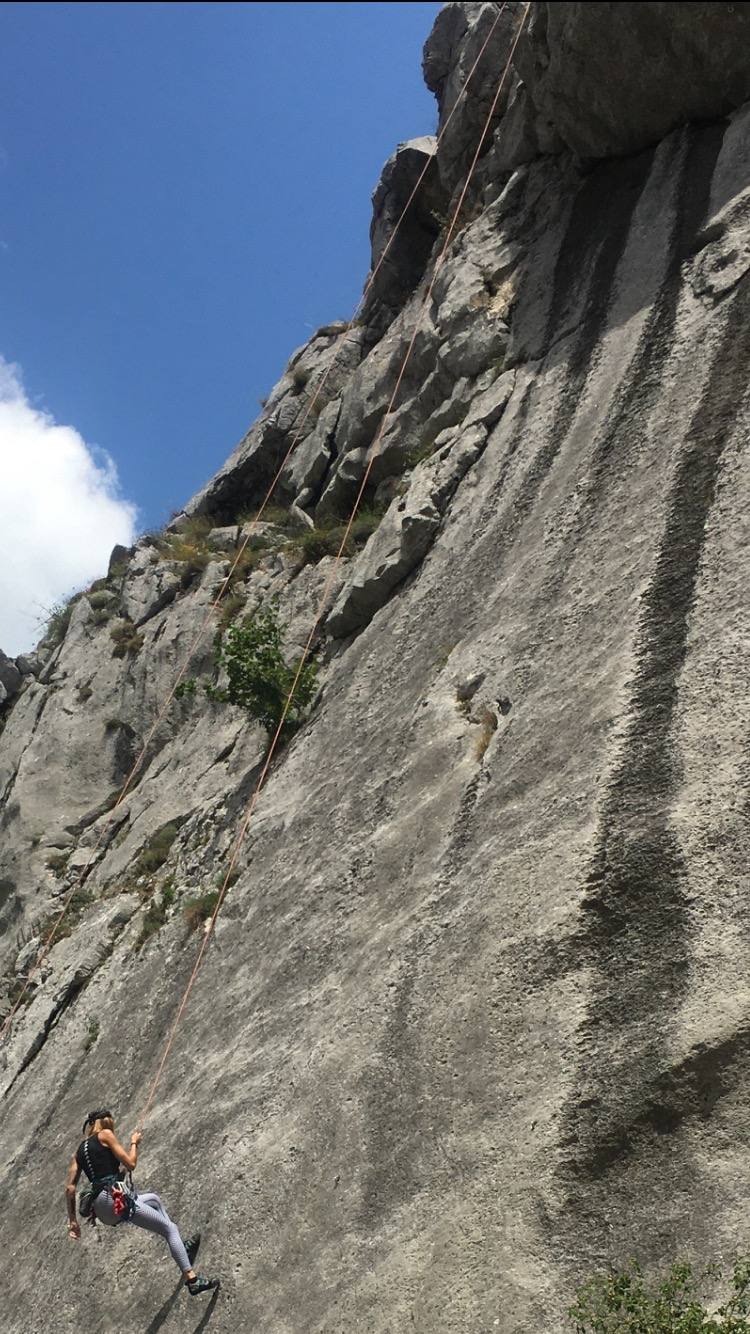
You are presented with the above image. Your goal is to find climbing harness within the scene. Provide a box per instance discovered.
[78,1176,136,1225]
[77,1133,136,1226]
[0,2,511,1046]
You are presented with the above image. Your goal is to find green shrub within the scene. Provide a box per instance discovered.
[184,889,220,932]
[211,868,239,895]
[349,506,384,545]
[174,677,197,700]
[291,365,310,391]
[132,822,181,877]
[293,524,345,564]
[289,506,384,568]
[570,1259,750,1333]
[215,602,317,737]
[84,1017,100,1052]
[110,620,144,658]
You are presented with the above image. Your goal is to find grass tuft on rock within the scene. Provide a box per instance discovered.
[291,365,311,391]
[136,881,176,949]
[42,594,81,648]
[37,885,94,944]
[156,517,215,581]
[184,889,220,932]
[216,590,248,632]
[234,506,308,544]
[288,506,385,568]
[46,850,71,877]
[84,1017,100,1052]
[110,619,144,658]
[132,822,181,877]
[88,589,117,611]
[473,706,498,762]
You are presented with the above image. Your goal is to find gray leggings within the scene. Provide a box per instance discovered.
[95,1188,191,1273]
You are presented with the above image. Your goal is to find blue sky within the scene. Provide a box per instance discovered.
[1,1,441,522]
[0,1,441,651]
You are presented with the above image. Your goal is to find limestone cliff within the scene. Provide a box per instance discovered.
[3,4,750,1331]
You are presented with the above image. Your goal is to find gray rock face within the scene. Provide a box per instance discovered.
[188,324,365,521]
[519,2,750,160]
[3,8,750,1334]
[14,654,41,678]
[327,422,489,639]
[286,397,340,506]
[425,3,750,198]
[120,548,182,626]
[362,136,446,334]
[13,935,40,976]
[0,650,21,706]
[424,2,527,196]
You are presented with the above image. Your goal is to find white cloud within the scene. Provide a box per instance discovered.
[0,358,138,655]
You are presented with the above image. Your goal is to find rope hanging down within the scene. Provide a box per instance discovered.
[137,2,532,1130]
[0,2,509,1046]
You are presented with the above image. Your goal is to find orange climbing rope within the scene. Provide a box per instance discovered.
[0,4,510,1047]
[137,1,532,1129]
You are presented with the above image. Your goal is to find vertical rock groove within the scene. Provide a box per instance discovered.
[560,266,750,1190]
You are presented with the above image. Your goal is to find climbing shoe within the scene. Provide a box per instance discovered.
[187,1274,219,1296]
[183,1232,201,1266]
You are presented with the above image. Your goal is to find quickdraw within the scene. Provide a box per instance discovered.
[111,1182,136,1223]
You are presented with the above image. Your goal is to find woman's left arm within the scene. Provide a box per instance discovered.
[65,1155,81,1240]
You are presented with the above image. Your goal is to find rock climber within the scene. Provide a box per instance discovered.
[65,1107,218,1296]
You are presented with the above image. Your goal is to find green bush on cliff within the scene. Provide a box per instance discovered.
[214,601,317,737]
[570,1259,750,1332]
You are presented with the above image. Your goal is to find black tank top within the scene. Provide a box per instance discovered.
[76,1134,123,1183]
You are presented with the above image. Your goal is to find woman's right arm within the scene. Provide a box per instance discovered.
[98,1127,141,1171]
[66,1154,81,1239]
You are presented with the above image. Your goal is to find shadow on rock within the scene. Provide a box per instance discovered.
[191,1286,221,1332]
[144,1280,182,1334]
[144,1279,220,1333]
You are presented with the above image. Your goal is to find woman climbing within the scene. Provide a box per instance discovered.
[65,1107,218,1296]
